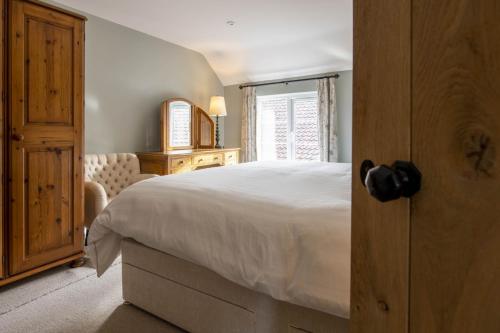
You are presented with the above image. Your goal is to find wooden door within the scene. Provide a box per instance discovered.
[410,1,500,331]
[9,0,84,275]
[351,0,500,332]
[351,0,411,332]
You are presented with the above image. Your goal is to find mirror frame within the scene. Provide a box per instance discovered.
[161,98,195,151]
[194,106,216,149]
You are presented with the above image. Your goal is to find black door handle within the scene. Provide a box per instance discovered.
[360,160,422,202]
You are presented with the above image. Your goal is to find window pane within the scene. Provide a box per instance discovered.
[257,92,319,162]
[257,97,289,160]
[293,97,320,161]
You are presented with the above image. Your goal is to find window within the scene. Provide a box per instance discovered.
[257,91,320,161]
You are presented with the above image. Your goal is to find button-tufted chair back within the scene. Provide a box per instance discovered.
[84,153,141,200]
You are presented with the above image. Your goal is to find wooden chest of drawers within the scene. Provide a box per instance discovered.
[137,148,240,176]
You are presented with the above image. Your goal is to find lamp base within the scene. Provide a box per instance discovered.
[215,115,222,149]
[215,144,223,149]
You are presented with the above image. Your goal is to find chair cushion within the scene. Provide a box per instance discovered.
[84,153,141,199]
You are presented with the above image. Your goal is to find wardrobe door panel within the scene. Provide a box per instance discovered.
[25,147,73,256]
[9,0,84,275]
[25,17,74,125]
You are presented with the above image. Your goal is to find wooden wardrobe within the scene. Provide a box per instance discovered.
[0,0,85,286]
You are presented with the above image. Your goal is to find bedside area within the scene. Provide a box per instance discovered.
[137,148,240,175]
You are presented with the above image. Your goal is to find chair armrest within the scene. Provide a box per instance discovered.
[84,181,108,228]
[131,173,158,184]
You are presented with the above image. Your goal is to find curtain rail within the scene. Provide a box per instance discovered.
[238,74,339,90]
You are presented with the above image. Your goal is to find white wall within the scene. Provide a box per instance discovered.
[223,71,353,162]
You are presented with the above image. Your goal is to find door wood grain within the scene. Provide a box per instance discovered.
[9,0,84,275]
[350,0,411,332]
[411,0,500,331]
[353,0,500,332]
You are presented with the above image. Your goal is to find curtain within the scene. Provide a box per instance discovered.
[241,86,257,162]
[317,78,338,162]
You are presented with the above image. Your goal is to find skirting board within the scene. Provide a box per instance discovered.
[121,238,349,333]
[0,252,85,288]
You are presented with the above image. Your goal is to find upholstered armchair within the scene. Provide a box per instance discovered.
[84,153,157,241]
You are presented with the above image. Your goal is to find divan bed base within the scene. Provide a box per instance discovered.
[121,238,349,333]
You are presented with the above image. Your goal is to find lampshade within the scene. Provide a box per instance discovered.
[208,96,227,117]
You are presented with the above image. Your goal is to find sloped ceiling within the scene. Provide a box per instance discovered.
[54,0,353,86]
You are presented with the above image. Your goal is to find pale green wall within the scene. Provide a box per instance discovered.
[84,15,223,153]
[223,71,353,162]
[335,71,353,163]
[222,85,244,149]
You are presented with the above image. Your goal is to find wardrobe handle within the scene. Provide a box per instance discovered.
[12,133,24,142]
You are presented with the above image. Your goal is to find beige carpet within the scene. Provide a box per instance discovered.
[0,259,185,333]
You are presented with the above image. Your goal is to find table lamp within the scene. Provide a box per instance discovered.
[208,96,227,148]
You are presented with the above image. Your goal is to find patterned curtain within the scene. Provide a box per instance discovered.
[241,86,257,162]
[317,78,338,162]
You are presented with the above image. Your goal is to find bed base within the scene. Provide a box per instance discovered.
[121,239,349,333]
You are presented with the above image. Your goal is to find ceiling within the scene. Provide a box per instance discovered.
[54,0,353,86]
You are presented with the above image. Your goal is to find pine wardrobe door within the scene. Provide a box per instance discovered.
[9,0,84,275]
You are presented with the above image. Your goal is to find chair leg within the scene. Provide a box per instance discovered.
[85,228,89,246]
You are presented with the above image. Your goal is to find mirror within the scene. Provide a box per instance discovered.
[160,98,216,152]
[161,99,194,151]
[169,101,192,147]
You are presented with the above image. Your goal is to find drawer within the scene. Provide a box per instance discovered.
[224,151,238,165]
[193,153,223,166]
[123,264,256,333]
[169,156,191,169]
[169,157,192,174]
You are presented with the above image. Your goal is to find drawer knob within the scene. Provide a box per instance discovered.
[178,160,184,165]
[198,159,203,163]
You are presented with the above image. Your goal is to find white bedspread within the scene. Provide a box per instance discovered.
[87,161,351,318]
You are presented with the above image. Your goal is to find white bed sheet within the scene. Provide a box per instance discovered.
[86,161,351,318]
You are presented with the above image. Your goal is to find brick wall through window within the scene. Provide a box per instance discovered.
[256,92,319,161]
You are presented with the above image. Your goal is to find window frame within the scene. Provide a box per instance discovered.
[256,91,319,161]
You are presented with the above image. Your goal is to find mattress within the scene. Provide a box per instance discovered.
[86,161,351,318]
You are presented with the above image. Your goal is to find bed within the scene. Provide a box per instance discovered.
[87,161,351,332]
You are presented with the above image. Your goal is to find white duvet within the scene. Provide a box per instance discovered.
[87,161,351,318]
